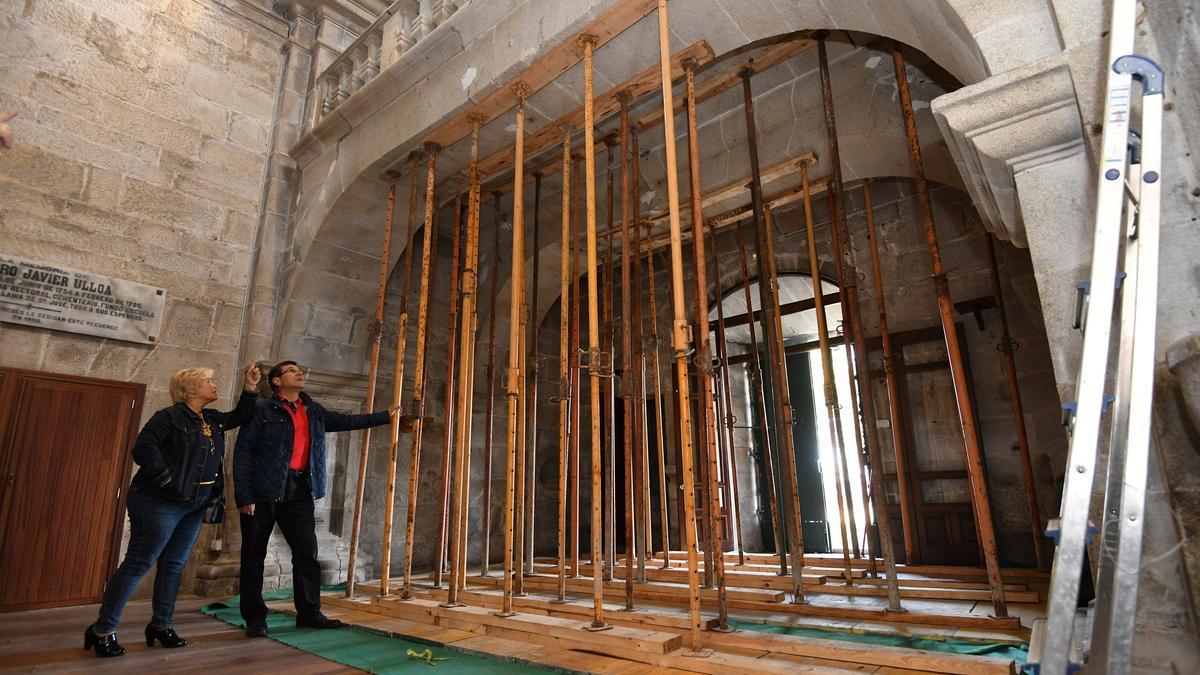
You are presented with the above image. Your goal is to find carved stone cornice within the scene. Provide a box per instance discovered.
[304,366,370,404]
[931,52,1085,248]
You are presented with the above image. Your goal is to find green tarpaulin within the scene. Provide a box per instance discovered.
[201,585,545,674]
[729,617,1029,665]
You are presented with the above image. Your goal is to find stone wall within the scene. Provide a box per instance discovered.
[0,0,288,404]
[0,0,293,598]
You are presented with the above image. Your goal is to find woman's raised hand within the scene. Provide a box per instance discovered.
[243,364,262,392]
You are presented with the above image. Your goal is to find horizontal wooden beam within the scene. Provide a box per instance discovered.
[475,40,716,180]
[712,291,842,331]
[634,36,816,131]
[478,35,815,195]
[392,0,658,175]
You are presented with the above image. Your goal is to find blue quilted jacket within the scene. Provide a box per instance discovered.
[233,392,389,506]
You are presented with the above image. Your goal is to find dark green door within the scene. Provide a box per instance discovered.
[754,351,829,554]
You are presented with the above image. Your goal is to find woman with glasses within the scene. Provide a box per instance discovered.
[85,364,261,657]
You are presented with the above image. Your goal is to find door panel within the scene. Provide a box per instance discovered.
[0,369,143,610]
[758,348,825,550]
[868,325,984,567]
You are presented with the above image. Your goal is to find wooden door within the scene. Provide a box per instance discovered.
[0,369,143,610]
[868,325,985,567]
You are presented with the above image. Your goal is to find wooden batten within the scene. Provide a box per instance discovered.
[417,0,660,153]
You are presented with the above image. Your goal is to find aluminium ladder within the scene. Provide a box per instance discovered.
[1027,0,1165,672]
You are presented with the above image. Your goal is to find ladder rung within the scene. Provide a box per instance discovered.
[1045,517,1100,545]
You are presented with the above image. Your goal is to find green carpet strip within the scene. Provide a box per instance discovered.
[202,585,545,674]
[729,618,1029,665]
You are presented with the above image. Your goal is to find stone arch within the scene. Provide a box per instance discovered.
[278,0,1065,371]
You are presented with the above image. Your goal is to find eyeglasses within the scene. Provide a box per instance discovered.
[279,367,306,376]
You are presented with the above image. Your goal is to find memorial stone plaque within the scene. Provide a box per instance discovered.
[0,254,167,345]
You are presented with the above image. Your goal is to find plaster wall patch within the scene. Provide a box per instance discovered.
[461,66,477,90]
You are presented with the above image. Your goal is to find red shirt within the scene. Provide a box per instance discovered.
[281,397,311,470]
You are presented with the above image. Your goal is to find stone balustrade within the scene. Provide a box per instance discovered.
[312,0,467,129]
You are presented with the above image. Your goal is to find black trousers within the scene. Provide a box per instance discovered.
[238,473,323,624]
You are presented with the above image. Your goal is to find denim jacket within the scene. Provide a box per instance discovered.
[129,391,257,506]
[232,392,389,507]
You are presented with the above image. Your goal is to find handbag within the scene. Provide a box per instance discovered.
[204,497,225,525]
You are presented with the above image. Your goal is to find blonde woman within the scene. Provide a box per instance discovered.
[85,364,260,658]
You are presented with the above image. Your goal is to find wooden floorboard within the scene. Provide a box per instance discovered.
[0,597,359,674]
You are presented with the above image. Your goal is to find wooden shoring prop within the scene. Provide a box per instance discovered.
[861,178,908,574]
[524,170,544,576]
[814,36,902,610]
[602,134,618,583]
[708,217,745,567]
[739,68,807,603]
[554,129,573,603]
[733,220,787,576]
[399,144,441,599]
[520,171,545,584]
[986,235,1044,569]
[579,33,611,632]
[654,0,705,653]
[619,93,637,612]
[808,189,872,568]
[381,165,422,596]
[432,189,464,589]
[630,123,651,584]
[640,185,674,574]
[446,116,485,606]
[891,41,1007,616]
[346,180,396,598]
[684,58,729,627]
[570,155,583,579]
[800,164,854,584]
[836,291,874,569]
[481,189,503,578]
[499,82,531,617]
[822,188,861,568]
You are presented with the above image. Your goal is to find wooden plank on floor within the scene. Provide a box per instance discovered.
[407,585,724,633]
[500,568,788,603]
[364,596,683,656]
[725,596,1025,632]
[604,562,1037,602]
[657,552,1047,581]
[705,626,1016,675]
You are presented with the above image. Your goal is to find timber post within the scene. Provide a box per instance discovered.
[740,67,807,603]
[345,179,396,598]
[892,40,1007,617]
[578,33,612,632]
[655,0,706,653]
[382,161,422,597]
[498,81,530,618]
[987,235,1045,570]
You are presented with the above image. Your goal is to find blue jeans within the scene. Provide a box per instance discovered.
[94,489,206,633]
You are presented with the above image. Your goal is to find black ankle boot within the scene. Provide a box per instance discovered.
[145,624,188,648]
[84,625,126,657]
